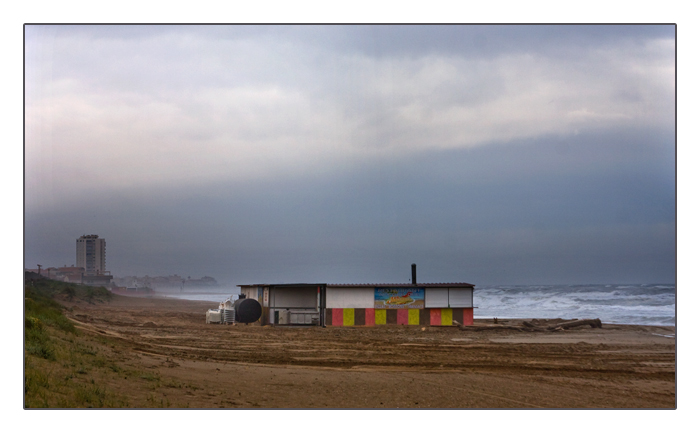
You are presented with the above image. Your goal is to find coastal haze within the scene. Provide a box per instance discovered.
[22,24,677,412]
[24,25,675,287]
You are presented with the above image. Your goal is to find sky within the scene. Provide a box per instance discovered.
[23,24,676,286]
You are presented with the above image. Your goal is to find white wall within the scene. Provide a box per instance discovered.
[241,287,259,301]
[271,287,318,308]
[326,287,374,308]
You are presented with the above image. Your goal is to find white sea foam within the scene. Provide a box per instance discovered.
[155,287,240,303]
[474,284,675,325]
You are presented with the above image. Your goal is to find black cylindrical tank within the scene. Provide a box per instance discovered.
[233,298,262,323]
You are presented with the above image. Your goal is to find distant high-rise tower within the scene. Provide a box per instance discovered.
[76,235,107,276]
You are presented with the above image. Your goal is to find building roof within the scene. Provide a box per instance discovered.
[239,282,475,288]
[327,283,474,288]
[238,283,323,288]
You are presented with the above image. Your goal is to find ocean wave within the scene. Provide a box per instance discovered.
[472,284,675,325]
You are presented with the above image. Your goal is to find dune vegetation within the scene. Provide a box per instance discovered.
[23,277,189,408]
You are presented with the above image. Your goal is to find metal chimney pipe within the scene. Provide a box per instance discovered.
[411,264,416,285]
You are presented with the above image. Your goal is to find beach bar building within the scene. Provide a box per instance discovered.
[238,265,475,327]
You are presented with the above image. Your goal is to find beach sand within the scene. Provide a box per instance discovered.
[62,295,676,408]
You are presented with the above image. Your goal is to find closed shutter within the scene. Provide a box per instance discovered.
[425,288,449,308]
[448,288,473,307]
[271,287,318,308]
[326,288,374,308]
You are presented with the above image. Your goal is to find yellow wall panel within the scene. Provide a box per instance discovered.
[375,309,386,325]
[408,309,420,325]
[441,308,453,326]
[343,308,354,326]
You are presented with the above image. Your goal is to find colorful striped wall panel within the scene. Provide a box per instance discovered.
[325,308,474,326]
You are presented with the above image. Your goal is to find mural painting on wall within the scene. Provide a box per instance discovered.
[374,287,425,309]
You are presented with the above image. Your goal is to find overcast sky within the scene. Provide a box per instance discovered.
[23,25,675,286]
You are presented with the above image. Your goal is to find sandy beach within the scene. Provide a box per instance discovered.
[59,294,675,408]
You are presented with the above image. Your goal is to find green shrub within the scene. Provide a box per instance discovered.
[25,283,76,335]
[61,286,76,300]
[25,339,55,361]
[24,363,50,394]
[25,318,56,360]
[25,316,43,330]
[74,384,107,407]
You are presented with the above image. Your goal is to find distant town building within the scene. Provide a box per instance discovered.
[25,266,89,285]
[76,235,107,276]
[57,266,85,284]
[75,234,113,287]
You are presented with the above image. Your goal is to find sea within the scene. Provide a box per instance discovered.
[156,284,676,327]
[473,284,675,327]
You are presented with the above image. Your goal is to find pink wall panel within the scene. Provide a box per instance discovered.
[430,309,442,326]
[365,308,375,326]
[464,308,474,325]
[332,308,344,326]
[397,309,409,325]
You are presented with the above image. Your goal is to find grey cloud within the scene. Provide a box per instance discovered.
[24,25,675,286]
[25,125,675,285]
